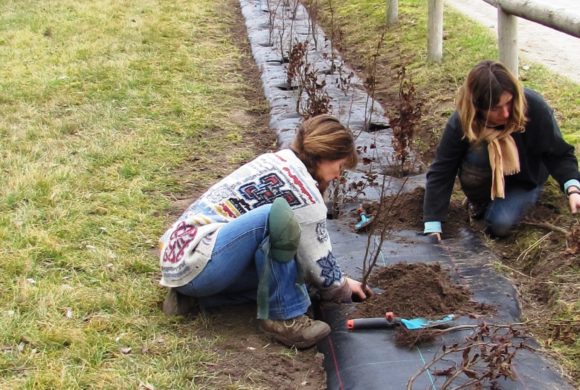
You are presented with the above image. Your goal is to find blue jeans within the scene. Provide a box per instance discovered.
[176,205,311,320]
[459,143,542,237]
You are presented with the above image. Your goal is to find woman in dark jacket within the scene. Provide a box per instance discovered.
[424,60,580,239]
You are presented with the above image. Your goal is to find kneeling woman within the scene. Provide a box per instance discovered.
[158,114,371,349]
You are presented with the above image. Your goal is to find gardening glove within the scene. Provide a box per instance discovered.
[424,221,442,243]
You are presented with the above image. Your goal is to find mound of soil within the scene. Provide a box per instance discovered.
[359,187,468,237]
[352,263,493,319]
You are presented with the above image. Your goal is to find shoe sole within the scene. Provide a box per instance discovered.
[260,325,331,349]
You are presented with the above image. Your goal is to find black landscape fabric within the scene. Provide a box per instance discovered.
[317,222,573,390]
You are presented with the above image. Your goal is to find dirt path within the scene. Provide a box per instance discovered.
[445,0,580,84]
[167,2,327,389]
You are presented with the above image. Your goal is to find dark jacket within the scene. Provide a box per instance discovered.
[424,89,580,223]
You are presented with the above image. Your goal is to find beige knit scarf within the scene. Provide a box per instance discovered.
[479,127,521,199]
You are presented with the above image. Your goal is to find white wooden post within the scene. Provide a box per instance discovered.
[386,0,398,26]
[497,6,519,77]
[427,0,443,62]
[494,0,580,38]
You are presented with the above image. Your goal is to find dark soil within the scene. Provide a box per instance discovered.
[357,187,468,238]
[351,263,493,320]
[196,305,326,390]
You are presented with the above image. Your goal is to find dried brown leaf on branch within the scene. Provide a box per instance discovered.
[390,67,422,176]
[287,41,307,86]
[406,323,531,389]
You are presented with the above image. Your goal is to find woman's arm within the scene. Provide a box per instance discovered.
[423,113,469,233]
[295,216,370,302]
[526,91,580,191]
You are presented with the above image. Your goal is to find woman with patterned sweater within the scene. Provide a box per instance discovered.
[159,115,372,349]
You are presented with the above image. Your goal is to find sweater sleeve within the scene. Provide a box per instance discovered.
[293,205,345,290]
[276,149,346,291]
[526,91,580,191]
[423,113,469,223]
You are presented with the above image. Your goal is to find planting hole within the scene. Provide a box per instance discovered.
[275,83,298,91]
[367,122,390,132]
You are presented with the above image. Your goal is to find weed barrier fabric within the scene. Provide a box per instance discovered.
[237,0,403,174]
[318,222,573,390]
[239,0,388,143]
[238,0,424,205]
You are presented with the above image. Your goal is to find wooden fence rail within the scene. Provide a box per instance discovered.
[421,0,580,77]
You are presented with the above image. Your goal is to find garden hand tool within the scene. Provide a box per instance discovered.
[346,312,455,331]
[354,206,374,232]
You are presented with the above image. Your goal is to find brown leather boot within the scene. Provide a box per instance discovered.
[260,315,331,349]
[162,288,199,317]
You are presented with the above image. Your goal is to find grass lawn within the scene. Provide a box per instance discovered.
[0,0,271,387]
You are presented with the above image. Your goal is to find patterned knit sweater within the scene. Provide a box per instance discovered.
[159,149,345,291]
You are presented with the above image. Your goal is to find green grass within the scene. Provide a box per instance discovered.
[0,0,263,387]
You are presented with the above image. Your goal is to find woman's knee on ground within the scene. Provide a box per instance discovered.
[485,215,515,237]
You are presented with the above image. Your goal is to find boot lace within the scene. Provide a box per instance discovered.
[283,316,312,330]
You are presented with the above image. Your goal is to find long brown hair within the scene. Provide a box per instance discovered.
[456,60,527,142]
[291,114,358,184]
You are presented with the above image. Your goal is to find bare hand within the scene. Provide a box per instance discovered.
[346,277,373,301]
[428,232,442,243]
[569,192,580,214]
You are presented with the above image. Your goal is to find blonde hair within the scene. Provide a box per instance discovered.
[457,60,527,142]
[291,114,358,182]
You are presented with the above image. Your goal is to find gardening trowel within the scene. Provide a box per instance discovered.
[354,206,374,232]
[346,311,455,331]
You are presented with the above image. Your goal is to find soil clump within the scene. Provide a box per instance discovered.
[351,263,493,320]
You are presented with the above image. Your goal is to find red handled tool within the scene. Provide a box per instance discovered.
[347,312,455,331]
[347,311,400,330]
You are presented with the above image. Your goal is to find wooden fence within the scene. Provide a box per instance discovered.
[387,0,580,77]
